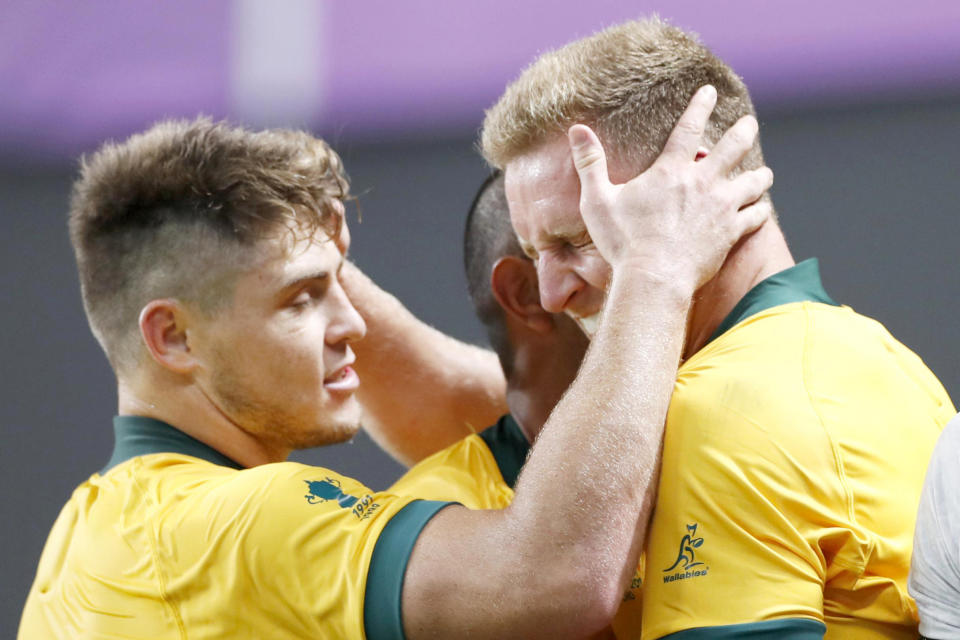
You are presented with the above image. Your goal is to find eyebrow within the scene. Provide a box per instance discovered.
[278,255,344,293]
[519,240,538,259]
[546,221,587,242]
[278,270,330,294]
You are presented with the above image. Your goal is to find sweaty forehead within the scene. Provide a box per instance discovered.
[504,137,584,249]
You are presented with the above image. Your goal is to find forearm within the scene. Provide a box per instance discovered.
[342,262,508,466]
[508,269,691,616]
[404,271,692,639]
[402,89,771,638]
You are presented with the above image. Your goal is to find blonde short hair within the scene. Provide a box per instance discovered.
[482,17,763,173]
[70,117,348,373]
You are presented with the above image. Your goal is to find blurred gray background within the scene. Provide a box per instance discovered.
[3,1,959,635]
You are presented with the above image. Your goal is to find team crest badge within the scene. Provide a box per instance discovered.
[662,523,709,583]
[304,478,359,508]
[304,478,381,520]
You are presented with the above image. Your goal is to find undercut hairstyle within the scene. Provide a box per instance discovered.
[70,117,348,374]
[463,171,525,377]
[481,17,764,175]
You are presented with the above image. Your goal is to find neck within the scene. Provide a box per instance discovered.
[506,368,561,445]
[117,370,289,468]
[503,322,588,443]
[683,219,794,359]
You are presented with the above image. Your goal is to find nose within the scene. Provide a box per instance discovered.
[326,284,367,345]
[536,253,582,314]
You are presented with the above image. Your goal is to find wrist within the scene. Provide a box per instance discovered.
[609,262,698,303]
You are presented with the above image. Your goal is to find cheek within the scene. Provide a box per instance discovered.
[276,334,328,378]
[238,326,326,384]
[248,346,326,410]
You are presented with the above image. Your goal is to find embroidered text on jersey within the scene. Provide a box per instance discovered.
[663,523,708,584]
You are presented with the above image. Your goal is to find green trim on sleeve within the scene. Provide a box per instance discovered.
[364,499,454,640]
[477,414,530,489]
[659,619,826,639]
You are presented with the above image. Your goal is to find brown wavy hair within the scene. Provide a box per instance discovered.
[70,117,349,373]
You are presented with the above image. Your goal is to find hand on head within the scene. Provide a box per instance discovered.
[568,84,774,294]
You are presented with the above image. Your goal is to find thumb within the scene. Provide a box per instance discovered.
[568,125,611,212]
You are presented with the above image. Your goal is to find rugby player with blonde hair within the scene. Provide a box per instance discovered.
[477,16,954,640]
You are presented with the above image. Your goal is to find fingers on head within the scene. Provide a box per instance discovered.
[661,85,717,161]
[734,199,773,236]
[729,166,774,208]
[568,124,610,202]
[704,115,759,176]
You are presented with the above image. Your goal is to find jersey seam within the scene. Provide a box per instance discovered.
[799,303,868,577]
[130,458,188,639]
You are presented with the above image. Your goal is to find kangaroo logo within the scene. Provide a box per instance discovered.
[663,523,705,572]
[304,478,359,508]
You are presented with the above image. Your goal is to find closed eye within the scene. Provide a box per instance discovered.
[289,292,313,309]
[286,277,331,310]
[568,229,593,249]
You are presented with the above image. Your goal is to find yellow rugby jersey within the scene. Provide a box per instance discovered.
[389,414,528,509]
[640,259,955,640]
[389,414,646,637]
[18,416,452,640]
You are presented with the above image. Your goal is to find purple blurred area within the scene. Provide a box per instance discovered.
[2,0,958,160]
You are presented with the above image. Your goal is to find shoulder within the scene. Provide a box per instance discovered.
[933,413,960,453]
[673,301,950,444]
[676,303,814,408]
[921,415,960,490]
[233,461,375,502]
[666,305,848,499]
[390,415,526,509]
[135,458,373,513]
[911,416,960,635]
[672,305,823,446]
[390,434,503,507]
[917,414,960,530]
[136,459,416,554]
[223,462,401,531]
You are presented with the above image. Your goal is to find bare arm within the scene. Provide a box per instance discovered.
[402,87,776,639]
[342,263,508,467]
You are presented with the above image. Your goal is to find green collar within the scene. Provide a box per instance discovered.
[708,258,838,344]
[477,414,530,489]
[104,415,243,473]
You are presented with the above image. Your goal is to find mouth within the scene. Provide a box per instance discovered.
[324,365,359,392]
[566,310,601,339]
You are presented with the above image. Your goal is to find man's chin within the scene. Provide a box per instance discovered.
[311,396,363,446]
[293,417,361,449]
[325,419,362,445]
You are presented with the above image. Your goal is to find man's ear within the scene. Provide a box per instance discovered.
[490,256,552,334]
[138,299,199,374]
